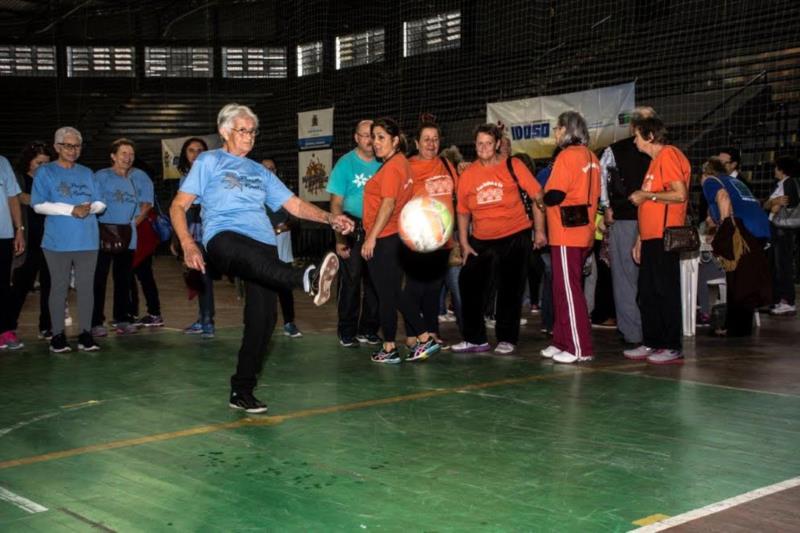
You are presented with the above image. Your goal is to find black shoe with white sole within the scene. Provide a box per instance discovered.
[303,252,339,306]
[78,331,101,352]
[49,332,71,353]
[229,391,268,414]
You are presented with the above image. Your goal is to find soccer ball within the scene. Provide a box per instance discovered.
[398,197,453,253]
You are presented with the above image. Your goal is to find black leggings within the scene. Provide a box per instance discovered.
[399,246,448,338]
[93,249,134,326]
[207,231,304,394]
[366,234,403,343]
[639,239,682,350]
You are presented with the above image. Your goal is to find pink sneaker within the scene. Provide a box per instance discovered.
[0,331,24,350]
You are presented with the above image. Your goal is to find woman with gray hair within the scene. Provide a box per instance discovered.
[171,103,354,414]
[31,126,105,353]
[540,111,601,364]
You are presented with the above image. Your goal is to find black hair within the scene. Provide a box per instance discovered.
[372,117,408,154]
[775,155,800,177]
[14,140,53,176]
[473,123,503,143]
[417,113,441,139]
[178,137,209,175]
[719,146,741,165]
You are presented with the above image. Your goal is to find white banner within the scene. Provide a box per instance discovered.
[298,149,332,202]
[161,134,221,180]
[486,82,636,158]
[298,108,334,150]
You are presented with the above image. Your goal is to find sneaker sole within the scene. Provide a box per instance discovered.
[50,346,72,353]
[647,357,684,365]
[452,346,492,354]
[623,353,650,360]
[229,403,268,414]
[339,342,359,347]
[554,356,594,364]
[140,323,164,328]
[4,344,24,350]
[313,253,339,306]
[78,345,101,352]
[371,356,402,364]
[284,332,303,338]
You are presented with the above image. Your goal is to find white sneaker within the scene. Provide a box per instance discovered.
[623,345,653,360]
[553,351,593,364]
[485,318,496,328]
[646,349,683,365]
[770,302,797,315]
[519,318,528,326]
[540,345,561,358]
[494,342,516,354]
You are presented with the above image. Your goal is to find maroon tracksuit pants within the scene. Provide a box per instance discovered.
[551,245,593,358]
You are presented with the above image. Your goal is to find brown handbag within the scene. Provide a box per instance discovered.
[99,223,133,254]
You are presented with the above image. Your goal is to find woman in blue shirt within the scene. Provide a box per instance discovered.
[31,127,105,353]
[701,157,771,336]
[92,138,141,337]
[171,103,354,414]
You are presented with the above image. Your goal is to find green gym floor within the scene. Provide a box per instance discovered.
[1,257,799,532]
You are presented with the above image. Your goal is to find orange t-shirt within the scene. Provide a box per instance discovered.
[638,145,691,240]
[457,157,541,240]
[408,156,458,213]
[544,145,601,248]
[362,153,414,239]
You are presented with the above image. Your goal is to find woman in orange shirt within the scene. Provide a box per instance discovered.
[453,123,546,355]
[540,111,601,364]
[623,114,690,365]
[399,115,458,362]
[361,118,414,363]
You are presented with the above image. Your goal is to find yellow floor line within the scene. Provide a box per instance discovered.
[0,363,642,471]
[632,514,670,526]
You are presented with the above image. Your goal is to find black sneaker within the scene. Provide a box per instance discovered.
[135,314,164,327]
[229,391,268,414]
[78,331,101,352]
[371,346,402,364]
[356,333,382,345]
[303,252,339,306]
[38,329,53,340]
[339,336,359,347]
[49,332,72,353]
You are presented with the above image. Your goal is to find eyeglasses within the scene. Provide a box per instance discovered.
[231,128,259,137]
[57,143,82,151]
[356,133,371,139]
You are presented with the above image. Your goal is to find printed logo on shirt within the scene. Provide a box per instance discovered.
[424,175,453,197]
[222,172,262,192]
[352,173,370,188]
[729,178,757,203]
[112,189,137,204]
[403,177,414,190]
[58,181,92,199]
[476,181,503,205]
[642,173,654,192]
[582,162,601,173]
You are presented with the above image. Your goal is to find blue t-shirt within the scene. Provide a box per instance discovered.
[31,161,101,252]
[702,174,770,239]
[535,166,553,188]
[326,149,381,219]
[179,149,293,247]
[130,168,154,205]
[95,168,139,249]
[0,155,22,239]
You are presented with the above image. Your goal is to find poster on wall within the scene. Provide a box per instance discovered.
[297,108,334,150]
[161,133,221,180]
[486,82,636,159]
[298,149,332,202]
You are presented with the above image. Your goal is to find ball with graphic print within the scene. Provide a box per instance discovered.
[398,197,453,253]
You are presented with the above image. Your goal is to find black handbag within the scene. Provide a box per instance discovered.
[559,148,593,228]
[99,223,133,254]
[661,195,699,253]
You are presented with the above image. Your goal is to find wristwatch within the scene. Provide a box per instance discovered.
[650,195,657,202]
[16,226,25,232]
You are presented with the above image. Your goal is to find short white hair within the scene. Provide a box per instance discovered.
[54,126,82,144]
[217,103,259,133]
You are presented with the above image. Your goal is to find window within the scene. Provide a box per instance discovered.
[222,47,286,78]
[403,11,461,57]
[144,47,213,78]
[335,28,384,70]
[67,46,135,77]
[0,45,56,76]
[297,42,323,77]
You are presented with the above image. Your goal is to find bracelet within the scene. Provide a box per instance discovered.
[16,226,25,232]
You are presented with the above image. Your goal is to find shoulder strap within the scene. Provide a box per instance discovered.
[439,156,457,207]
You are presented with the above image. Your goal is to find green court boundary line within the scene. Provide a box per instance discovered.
[0,362,642,471]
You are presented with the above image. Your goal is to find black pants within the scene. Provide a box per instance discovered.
[131,254,161,317]
[590,239,616,324]
[459,230,531,345]
[638,239,682,350]
[207,231,304,394]
[10,244,51,331]
[366,234,403,342]
[399,247,448,338]
[277,286,294,324]
[0,239,13,333]
[770,224,796,305]
[93,249,134,326]
[337,237,379,339]
[527,249,545,308]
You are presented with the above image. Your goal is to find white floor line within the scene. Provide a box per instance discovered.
[629,475,800,532]
[0,413,59,438]
[0,486,48,513]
